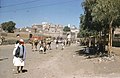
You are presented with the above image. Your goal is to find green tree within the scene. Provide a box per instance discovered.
[80,0,99,37]
[63,26,70,32]
[79,14,91,37]
[1,21,16,33]
[92,0,120,54]
[80,0,120,54]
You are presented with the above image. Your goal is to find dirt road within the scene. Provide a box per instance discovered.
[0,43,120,78]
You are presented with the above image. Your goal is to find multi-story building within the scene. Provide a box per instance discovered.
[63,24,79,40]
[32,24,43,33]
[32,22,63,38]
[70,25,79,39]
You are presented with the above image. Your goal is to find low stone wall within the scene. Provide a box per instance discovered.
[7,33,29,39]
[1,39,29,45]
[112,47,120,55]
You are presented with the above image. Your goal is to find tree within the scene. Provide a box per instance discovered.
[80,0,120,55]
[1,21,16,33]
[63,26,70,32]
[80,0,100,37]
[92,0,120,54]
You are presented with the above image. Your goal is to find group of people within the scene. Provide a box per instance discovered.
[54,38,71,50]
[12,35,72,74]
[29,37,72,53]
[29,38,52,54]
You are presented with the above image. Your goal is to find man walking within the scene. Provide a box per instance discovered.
[13,39,26,73]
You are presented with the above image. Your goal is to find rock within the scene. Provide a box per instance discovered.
[73,55,75,57]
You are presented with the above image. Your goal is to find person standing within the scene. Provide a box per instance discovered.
[13,39,26,73]
[67,34,71,46]
[56,40,59,49]
[34,38,39,51]
[61,41,64,50]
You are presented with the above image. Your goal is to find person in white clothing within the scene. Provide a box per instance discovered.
[13,39,26,73]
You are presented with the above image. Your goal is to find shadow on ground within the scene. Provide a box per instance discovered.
[22,69,28,73]
[75,46,108,59]
[0,58,8,61]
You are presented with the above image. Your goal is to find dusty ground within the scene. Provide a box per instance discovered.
[0,43,120,78]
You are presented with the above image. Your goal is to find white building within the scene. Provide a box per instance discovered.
[32,22,63,37]
[70,25,79,39]
[114,28,120,35]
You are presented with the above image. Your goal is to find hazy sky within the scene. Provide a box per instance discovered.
[0,0,84,28]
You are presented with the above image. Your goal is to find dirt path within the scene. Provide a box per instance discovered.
[0,43,120,78]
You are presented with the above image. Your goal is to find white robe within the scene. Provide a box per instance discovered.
[13,44,26,66]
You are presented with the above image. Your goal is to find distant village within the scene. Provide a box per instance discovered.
[0,22,79,41]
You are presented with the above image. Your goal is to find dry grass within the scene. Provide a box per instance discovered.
[4,33,29,40]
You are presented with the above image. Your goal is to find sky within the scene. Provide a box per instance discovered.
[0,0,84,28]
